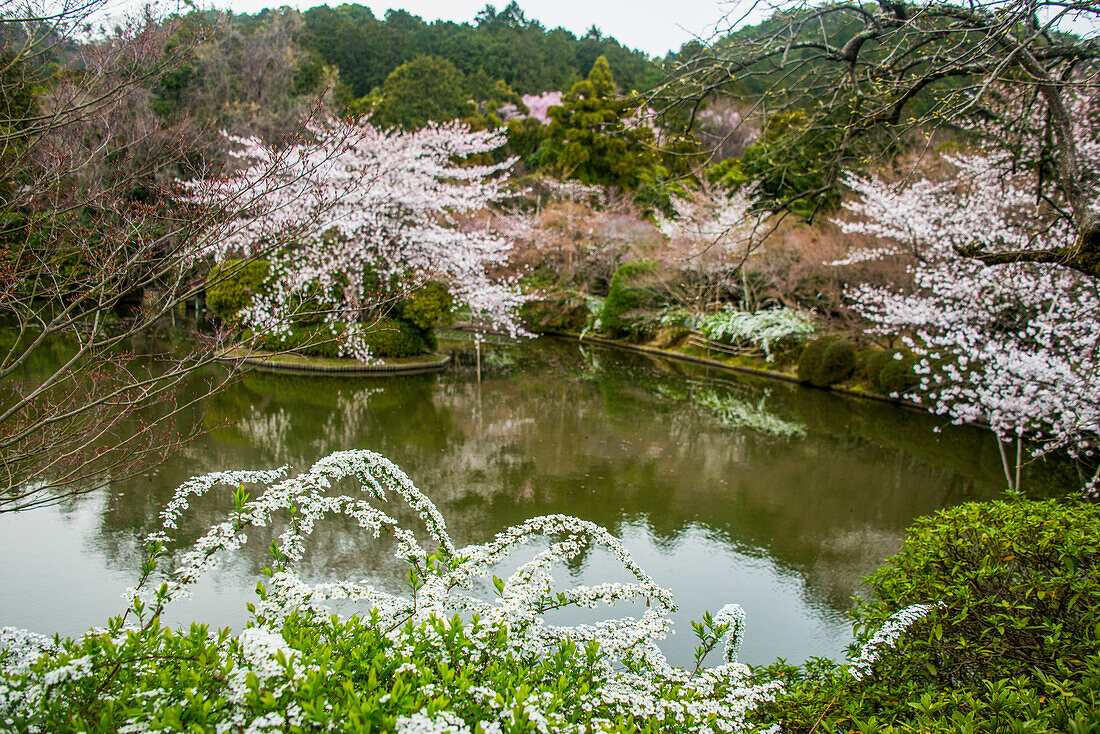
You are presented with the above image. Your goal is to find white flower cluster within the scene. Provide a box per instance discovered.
[0,628,55,677]
[92,450,781,732]
[395,710,474,734]
[157,467,288,532]
[849,603,942,681]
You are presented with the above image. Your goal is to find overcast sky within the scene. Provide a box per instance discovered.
[177,0,741,56]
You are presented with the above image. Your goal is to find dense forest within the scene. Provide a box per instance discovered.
[154,1,971,215]
[296,2,663,99]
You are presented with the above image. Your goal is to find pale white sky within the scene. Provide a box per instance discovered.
[112,0,1099,56]
[184,0,741,56]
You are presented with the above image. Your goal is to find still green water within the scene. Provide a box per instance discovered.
[1,335,1031,666]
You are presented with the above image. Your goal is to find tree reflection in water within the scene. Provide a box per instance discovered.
[2,336,1069,666]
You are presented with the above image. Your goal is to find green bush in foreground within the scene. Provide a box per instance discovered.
[753,499,1100,733]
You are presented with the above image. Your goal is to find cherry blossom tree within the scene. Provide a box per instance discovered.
[655,185,771,310]
[836,153,1100,492]
[189,118,530,359]
[519,91,563,124]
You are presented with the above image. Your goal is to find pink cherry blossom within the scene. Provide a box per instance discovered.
[185,118,531,359]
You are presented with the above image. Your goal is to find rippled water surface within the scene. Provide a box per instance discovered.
[2,335,1028,666]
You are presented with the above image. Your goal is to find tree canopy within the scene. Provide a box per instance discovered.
[662,0,1100,262]
[297,2,661,101]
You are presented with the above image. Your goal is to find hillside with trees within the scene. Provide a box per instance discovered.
[297,2,662,104]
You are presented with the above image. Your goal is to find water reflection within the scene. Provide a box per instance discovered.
[2,336,1048,666]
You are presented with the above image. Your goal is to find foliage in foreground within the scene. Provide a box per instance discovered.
[754,498,1100,733]
[0,451,782,733]
[4,453,1094,733]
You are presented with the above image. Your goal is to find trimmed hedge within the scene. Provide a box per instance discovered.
[260,324,345,358]
[599,260,658,338]
[261,319,431,359]
[399,281,454,331]
[797,336,857,387]
[361,318,432,357]
[859,349,920,396]
[205,259,271,324]
[755,498,1100,733]
[249,282,455,359]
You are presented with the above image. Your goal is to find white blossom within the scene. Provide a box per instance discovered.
[836,151,1100,492]
[185,118,531,356]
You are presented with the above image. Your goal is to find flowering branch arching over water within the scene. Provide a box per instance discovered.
[848,603,942,682]
[0,450,797,733]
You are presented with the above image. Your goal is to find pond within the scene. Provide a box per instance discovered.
[0,335,1042,667]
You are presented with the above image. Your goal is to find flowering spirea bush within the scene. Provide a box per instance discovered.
[185,119,530,360]
[0,450,787,733]
[847,603,941,681]
[835,154,1100,492]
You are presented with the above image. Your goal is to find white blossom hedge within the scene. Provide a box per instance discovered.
[0,450,934,733]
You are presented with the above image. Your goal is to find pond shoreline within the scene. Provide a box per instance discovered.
[446,324,931,415]
[556,331,930,413]
[218,348,451,375]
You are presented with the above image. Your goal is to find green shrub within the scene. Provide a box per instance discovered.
[876,351,920,396]
[858,349,920,396]
[797,336,856,386]
[361,317,431,357]
[755,499,1100,733]
[857,348,892,385]
[260,324,344,358]
[599,260,658,338]
[260,319,431,358]
[399,282,454,331]
[3,612,675,734]
[797,336,831,382]
[818,340,857,386]
[205,259,271,324]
